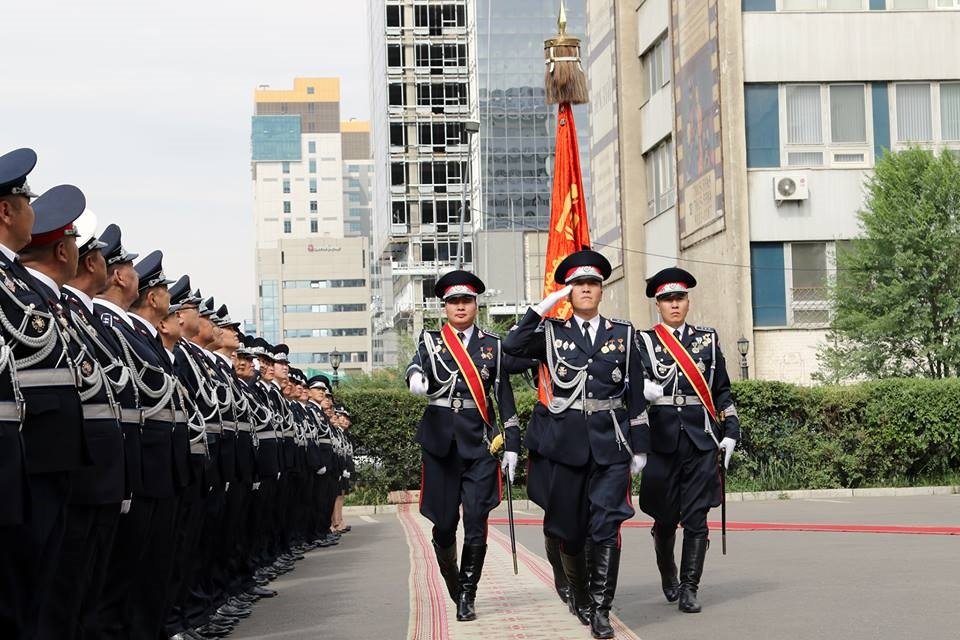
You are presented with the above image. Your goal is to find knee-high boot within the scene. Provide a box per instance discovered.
[455,544,486,622]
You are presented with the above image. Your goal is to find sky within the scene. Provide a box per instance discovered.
[1,0,371,322]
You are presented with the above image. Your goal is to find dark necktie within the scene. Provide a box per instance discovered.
[457,332,466,345]
[674,329,682,341]
[582,321,592,345]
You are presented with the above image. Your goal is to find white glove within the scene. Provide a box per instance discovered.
[120,499,132,514]
[408,373,428,396]
[643,380,664,402]
[501,451,518,483]
[318,466,327,476]
[719,437,737,469]
[343,470,351,479]
[630,454,647,476]
[533,284,573,316]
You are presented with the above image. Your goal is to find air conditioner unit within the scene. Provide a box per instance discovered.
[773,174,809,203]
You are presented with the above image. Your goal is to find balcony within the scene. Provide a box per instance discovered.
[390,260,466,276]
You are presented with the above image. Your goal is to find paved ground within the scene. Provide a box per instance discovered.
[231,494,960,639]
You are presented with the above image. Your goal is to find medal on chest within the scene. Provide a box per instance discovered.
[611,366,623,383]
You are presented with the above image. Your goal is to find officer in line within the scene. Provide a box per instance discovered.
[0,149,87,639]
[636,267,740,614]
[406,269,524,622]
[19,187,125,640]
[503,250,649,640]
[306,374,339,547]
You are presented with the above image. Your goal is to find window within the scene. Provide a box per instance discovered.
[391,200,408,224]
[283,219,291,234]
[306,86,315,95]
[895,83,932,143]
[282,161,290,174]
[781,0,864,8]
[309,200,318,213]
[308,159,316,173]
[641,35,671,101]
[645,138,675,218]
[310,219,318,233]
[389,123,405,148]
[308,141,316,153]
[284,303,367,313]
[750,241,839,328]
[942,83,960,141]
[283,328,369,338]
[783,84,869,167]
[389,83,405,107]
[386,4,403,27]
[387,44,404,68]
[390,162,406,186]
[283,201,291,214]
[282,180,290,194]
[309,178,317,193]
[745,84,780,168]
[283,279,365,289]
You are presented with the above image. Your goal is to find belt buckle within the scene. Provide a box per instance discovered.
[451,398,463,411]
[674,395,686,406]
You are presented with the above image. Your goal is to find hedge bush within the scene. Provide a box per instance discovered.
[339,380,960,503]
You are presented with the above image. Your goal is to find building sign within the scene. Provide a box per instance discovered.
[671,0,724,248]
[307,244,343,252]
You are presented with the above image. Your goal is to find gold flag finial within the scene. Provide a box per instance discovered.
[558,1,567,35]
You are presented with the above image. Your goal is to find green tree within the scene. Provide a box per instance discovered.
[818,148,960,381]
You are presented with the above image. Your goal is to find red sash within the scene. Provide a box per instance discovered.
[440,324,492,425]
[653,324,718,424]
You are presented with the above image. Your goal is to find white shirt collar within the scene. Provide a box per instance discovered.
[661,322,687,338]
[93,297,134,328]
[215,351,233,367]
[0,242,19,263]
[25,267,60,298]
[572,313,601,335]
[449,324,474,344]
[63,285,94,313]
[165,348,175,364]
[128,312,158,338]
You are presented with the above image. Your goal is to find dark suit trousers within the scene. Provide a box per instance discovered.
[0,471,70,639]
[420,442,500,547]
[545,458,634,552]
[36,502,120,640]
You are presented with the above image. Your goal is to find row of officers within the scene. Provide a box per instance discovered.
[407,254,740,639]
[0,148,356,640]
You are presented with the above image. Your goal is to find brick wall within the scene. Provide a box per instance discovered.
[752,329,828,385]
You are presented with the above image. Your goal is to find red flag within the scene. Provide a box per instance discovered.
[538,102,591,404]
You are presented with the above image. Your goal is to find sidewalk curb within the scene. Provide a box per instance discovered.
[344,485,958,513]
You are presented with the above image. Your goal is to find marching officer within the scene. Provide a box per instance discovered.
[406,269,523,622]
[503,250,649,640]
[635,267,740,614]
[0,149,87,639]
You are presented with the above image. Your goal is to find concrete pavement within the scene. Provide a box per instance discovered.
[229,493,960,639]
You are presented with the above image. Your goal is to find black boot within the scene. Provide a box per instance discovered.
[433,540,459,604]
[544,536,572,605]
[560,548,592,626]
[652,525,680,602]
[678,537,709,613]
[456,544,486,622]
[589,545,620,639]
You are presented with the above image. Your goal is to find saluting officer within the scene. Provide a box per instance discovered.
[636,267,740,614]
[0,149,87,639]
[503,250,649,640]
[406,270,523,623]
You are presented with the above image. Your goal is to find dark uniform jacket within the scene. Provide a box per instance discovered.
[33,281,124,506]
[63,286,142,498]
[636,324,741,454]
[406,326,523,460]
[503,309,648,467]
[0,255,85,495]
[95,302,176,498]
[213,355,256,485]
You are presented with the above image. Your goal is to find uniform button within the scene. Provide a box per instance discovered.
[587,411,593,416]
[677,407,682,412]
[678,372,684,378]
[587,358,593,364]
[588,392,594,398]
[588,375,594,380]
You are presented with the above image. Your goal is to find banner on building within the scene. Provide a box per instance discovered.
[671,0,725,247]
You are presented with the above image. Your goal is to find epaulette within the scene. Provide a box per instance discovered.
[545,316,568,325]
[477,327,500,339]
[608,318,631,326]
[694,325,716,333]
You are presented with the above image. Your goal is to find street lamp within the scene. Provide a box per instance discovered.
[330,349,342,387]
[736,336,750,380]
[457,120,481,269]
